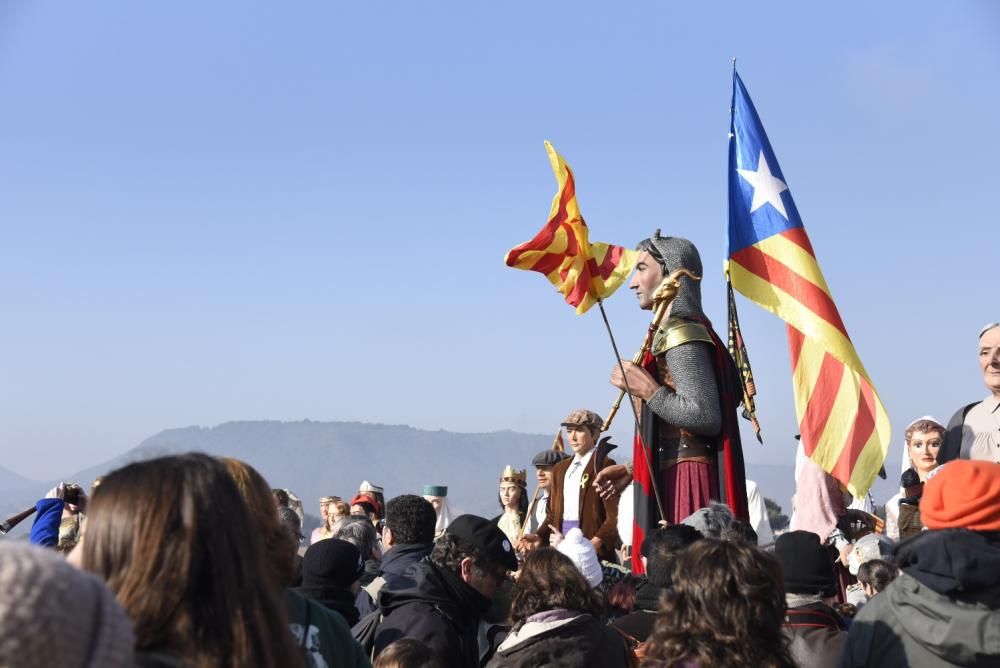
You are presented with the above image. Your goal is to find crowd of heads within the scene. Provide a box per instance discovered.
[5,448,1000,667]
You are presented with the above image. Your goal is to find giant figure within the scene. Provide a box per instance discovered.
[609,233,747,571]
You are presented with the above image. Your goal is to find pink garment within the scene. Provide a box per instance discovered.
[661,460,718,525]
[790,458,846,540]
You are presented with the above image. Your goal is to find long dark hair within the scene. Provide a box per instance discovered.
[508,548,604,628]
[83,453,303,668]
[643,539,795,668]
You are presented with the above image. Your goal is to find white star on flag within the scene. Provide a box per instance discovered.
[737,150,789,219]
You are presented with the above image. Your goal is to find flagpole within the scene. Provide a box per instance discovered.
[596,298,667,521]
[518,486,542,541]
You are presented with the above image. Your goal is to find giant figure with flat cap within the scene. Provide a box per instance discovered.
[521,409,621,562]
[606,233,748,570]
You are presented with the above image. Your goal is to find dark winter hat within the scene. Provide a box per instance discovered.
[446,514,518,571]
[774,530,837,597]
[532,449,570,467]
[302,538,365,590]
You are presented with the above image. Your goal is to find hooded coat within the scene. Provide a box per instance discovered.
[840,529,1000,667]
[374,559,490,668]
[486,612,631,668]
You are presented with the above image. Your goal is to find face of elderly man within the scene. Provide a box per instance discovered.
[980,325,1000,396]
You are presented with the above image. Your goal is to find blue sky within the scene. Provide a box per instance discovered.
[1,2,998,491]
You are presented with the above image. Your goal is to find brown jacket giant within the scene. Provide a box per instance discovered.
[537,452,620,562]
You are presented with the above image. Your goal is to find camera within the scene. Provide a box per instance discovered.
[63,484,81,506]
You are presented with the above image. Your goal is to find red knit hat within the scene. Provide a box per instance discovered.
[920,460,1000,531]
[349,492,382,517]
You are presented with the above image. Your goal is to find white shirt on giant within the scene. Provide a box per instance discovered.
[962,396,1000,463]
[562,449,594,523]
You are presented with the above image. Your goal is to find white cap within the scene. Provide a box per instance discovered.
[359,480,384,494]
[556,528,603,588]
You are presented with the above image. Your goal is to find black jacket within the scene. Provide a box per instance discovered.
[782,601,845,668]
[375,559,490,668]
[486,613,631,668]
[356,542,434,617]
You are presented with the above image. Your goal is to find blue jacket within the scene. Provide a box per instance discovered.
[29,498,64,547]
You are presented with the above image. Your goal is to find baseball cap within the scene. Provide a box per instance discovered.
[446,514,518,571]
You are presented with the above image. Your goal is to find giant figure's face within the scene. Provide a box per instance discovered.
[499,482,521,510]
[565,425,597,456]
[424,495,443,513]
[907,430,942,478]
[980,326,1000,395]
[630,250,664,311]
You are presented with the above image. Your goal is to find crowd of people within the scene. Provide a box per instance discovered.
[5,452,999,667]
[2,292,998,666]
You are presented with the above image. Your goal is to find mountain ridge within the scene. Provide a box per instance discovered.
[2,419,560,523]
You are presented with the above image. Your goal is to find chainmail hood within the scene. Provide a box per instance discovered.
[637,233,705,320]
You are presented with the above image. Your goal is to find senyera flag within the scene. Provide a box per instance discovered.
[505,142,637,315]
[727,70,890,498]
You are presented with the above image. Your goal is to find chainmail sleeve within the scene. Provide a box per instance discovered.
[644,341,722,436]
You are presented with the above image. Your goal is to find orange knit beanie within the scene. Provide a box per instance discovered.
[920,460,1000,531]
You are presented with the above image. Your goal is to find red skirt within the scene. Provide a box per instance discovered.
[661,460,718,525]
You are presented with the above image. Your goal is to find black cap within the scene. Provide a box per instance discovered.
[302,538,365,589]
[774,531,836,597]
[532,450,570,467]
[446,514,518,571]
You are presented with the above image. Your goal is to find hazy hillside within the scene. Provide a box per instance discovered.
[0,464,35,493]
[2,421,895,537]
[2,421,559,521]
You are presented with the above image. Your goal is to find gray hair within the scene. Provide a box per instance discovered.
[277,506,302,542]
[979,322,1000,339]
[680,502,735,539]
[334,516,380,560]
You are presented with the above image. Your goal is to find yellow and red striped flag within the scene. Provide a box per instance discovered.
[727,71,890,497]
[505,142,637,315]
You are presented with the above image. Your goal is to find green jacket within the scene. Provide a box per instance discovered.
[840,572,1000,667]
[286,589,372,668]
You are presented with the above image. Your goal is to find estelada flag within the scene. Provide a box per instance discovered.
[505,142,637,314]
[727,70,890,498]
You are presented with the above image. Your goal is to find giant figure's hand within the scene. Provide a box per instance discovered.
[593,464,632,500]
[610,360,661,402]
